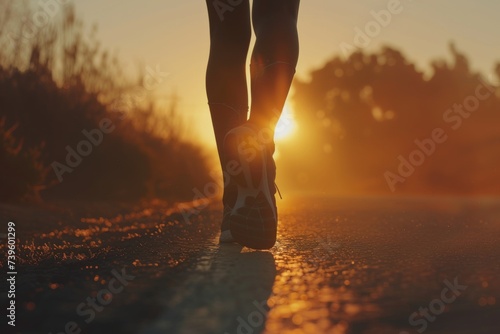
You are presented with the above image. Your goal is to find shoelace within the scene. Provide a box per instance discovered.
[275,183,283,200]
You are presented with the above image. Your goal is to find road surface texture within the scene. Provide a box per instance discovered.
[1,195,499,334]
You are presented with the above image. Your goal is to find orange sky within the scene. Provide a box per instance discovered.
[72,1,500,148]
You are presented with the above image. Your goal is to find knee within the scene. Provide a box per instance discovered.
[211,31,250,63]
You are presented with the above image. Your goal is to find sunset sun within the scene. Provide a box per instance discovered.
[274,104,296,141]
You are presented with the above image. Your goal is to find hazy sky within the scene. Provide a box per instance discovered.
[71,0,500,147]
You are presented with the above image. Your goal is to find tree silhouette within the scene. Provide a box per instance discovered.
[283,44,500,195]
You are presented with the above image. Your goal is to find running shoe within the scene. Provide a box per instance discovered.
[223,123,278,249]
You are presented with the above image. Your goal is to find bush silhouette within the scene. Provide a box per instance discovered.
[0,119,47,201]
[0,2,212,202]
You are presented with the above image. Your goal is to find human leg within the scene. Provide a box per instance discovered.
[205,0,251,236]
[205,0,251,165]
[224,0,300,249]
[248,0,300,134]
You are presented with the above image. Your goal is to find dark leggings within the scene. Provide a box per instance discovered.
[205,0,300,167]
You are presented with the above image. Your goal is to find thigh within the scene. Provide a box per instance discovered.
[206,0,251,42]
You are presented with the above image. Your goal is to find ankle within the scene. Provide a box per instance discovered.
[245,120,275,152]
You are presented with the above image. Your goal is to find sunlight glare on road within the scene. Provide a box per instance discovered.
[274,104,296,141]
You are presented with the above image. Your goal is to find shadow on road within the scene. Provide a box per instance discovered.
[140,241,277,334]
[215,244,277,334]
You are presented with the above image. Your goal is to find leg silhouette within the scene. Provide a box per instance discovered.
[205,0,251,168]
[249,0,300,137]
[205,1,251,233]
[205,0,300,246]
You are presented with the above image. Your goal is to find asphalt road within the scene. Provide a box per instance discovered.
[140,195,500,334]
[2,196,500,334]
